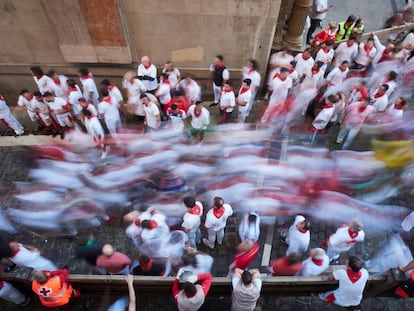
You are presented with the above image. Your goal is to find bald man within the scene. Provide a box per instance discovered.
[137,56,158,92]
[96,244,131,275]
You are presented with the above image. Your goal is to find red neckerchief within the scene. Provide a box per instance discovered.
[311,68,320,76]
[0,95,4,101]
[239,86,250,95]
[215,63,225,70]
[36,74,44,80]
[322,47,329,53]
[364,44,374,57]
[194,109,202,117]
[213,207,225,218]
[373,92,385,99]
[312,258,323,266]
[70,87,78,92]
[322,103,333,109]
[27,94,34,100]
[347,269,362,283]
[188,203,202,215]
[163,80,170,85]
[87,114,95,120]
[302,53,310,60]
[223,87,234,94]
[143,62,152,70]
[140,260,153,272]
[272,73,286,81]
[147,220,158,230]
[103,96,112,104]
[358,105,367,113]
[394,104,405,110]
[11,248,20,256]
[339,66,347,72]
[298,228,309,234]
[53,77,61,86]
[325,293,336,305]
[108,84,115,91]
[81,74,93,80]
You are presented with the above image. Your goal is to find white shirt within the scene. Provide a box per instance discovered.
[162,68,181,88]
[167,107,187,131]
[231,276,262,311]
[46,96,68,113]
[188,105,210,129]
[298,255,329,276]
[157,82,171,105]
[371,93,388,112]
[238,213,260,243]
[387,104,404,119]
[242,67,261,92]
[108,84,123,107]
[286,216,309,255]
[178,79,201,104]
[137,64,158,91]
[17,95,36,112]
[68,87,83,115]
[220,89,236,112]
[237,88,252,113]
[327,67,349,86]
[332,268,369,307]
[144,102,160,129]
[51,74,69,99]
[294,53,315,77]
[329,226,365,252]
[205,204,233,232]
[182,201,203,233]
[34,75,59,95]
[270,76,292,104]
[355,43,377,66]
[98,97,121,121]
[0,97,12,118]
[301,67,325,90]
[334,42,358,67]
[80,75,99,103]
[315,48,334,70]
[311,0,328,20]
[125,78,147,116]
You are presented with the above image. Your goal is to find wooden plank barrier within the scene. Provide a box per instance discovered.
[0,268,406,298]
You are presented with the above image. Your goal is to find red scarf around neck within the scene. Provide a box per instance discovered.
[188,203,201,215]
[194,109,202,117]
[298,228,309,234]
[239,86,250,95]
[302,53,310,61]
[272,73,286,81]
[81,74,93,80]
[346,269,362,283]
[312,258,324,266]
[348,228,358,239]
[364,44,373,57]
[143,62,152,70]
[70,87,78,92]
[108,84,115,91]
[213,207,225,219]
[103,96,112,104]
[311,68,320,76]
[373,92,385,99]
[53,77,61,86]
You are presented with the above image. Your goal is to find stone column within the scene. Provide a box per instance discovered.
[282,0,312,51]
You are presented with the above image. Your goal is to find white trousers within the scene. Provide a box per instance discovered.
[0,281,26,305]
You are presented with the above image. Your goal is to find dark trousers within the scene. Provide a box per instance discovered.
[307,18,321,42]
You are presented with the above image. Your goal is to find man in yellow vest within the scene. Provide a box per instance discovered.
[336,15,357,41]
[31,268,80,308]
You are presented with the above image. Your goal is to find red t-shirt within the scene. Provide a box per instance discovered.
[96,252,131,273]
[271,256,302,276]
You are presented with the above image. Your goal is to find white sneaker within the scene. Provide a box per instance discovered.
[101,146,110,159]
[202,238,214,249]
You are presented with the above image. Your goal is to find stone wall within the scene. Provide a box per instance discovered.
[0,0,282,104]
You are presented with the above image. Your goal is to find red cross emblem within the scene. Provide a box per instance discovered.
[38,286,52,297]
